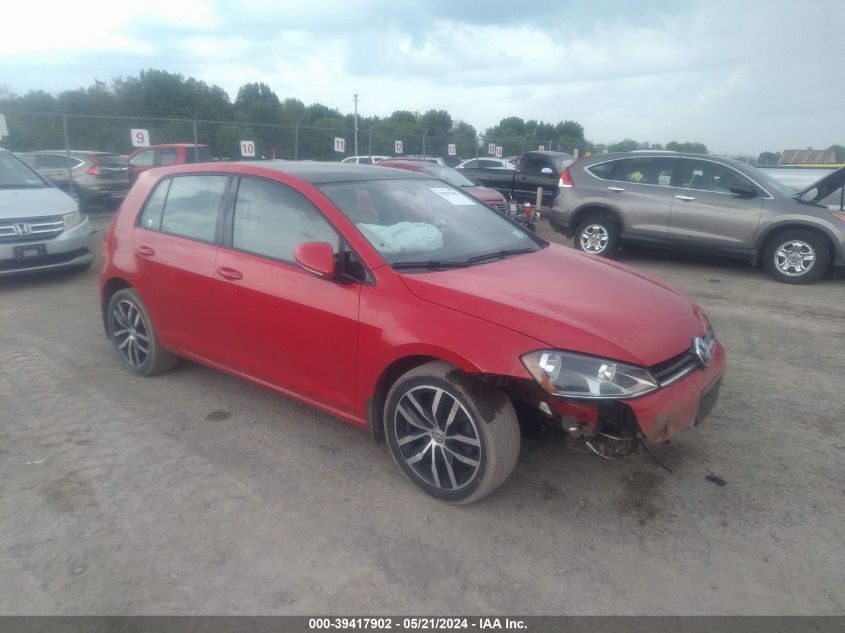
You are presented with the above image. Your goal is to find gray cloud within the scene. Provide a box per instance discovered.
[2,0,843,154]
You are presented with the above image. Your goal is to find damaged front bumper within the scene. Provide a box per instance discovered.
[513,341,726,454]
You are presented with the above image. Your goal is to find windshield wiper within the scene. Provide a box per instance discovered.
[466,247,537,264]
[392,260,471,270]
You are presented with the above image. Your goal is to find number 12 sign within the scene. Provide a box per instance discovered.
[240,141,256,157]
[394,140,403,154]
[131,129,150,147]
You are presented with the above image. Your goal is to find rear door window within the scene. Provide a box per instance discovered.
[159,175,228,242]
[615,157,675,186]
[139,179,171,230]
[231,177,339,263]
[159,149,179,166]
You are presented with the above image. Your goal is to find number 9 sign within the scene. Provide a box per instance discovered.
[131,129,150,148]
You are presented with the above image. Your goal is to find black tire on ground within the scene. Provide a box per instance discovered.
[574,215,620,256]
[763,229,830,284]
[383,360,521,504]
[106,288,180,376]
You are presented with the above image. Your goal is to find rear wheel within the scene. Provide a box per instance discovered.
[574,215,619,256]
[763,229,829,284]
[384,361,520,504]
[106,288,179,376]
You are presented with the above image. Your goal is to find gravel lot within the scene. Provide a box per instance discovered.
[1,213,843,615]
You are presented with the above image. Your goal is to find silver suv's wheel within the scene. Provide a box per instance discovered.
[106,288,180,376]
[574,216,619,256]
[763,230,829,284]
[384,361,520,504]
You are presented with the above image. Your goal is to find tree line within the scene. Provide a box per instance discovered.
[1,68,709,160]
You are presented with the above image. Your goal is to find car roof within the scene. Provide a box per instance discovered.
[155,160,431,184]
[18,150,122,156]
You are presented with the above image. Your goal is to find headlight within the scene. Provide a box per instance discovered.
[521,350,658,400]
[63,210,83,231]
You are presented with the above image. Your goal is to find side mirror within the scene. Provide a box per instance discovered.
[730,182,757,198]
[540,167,554,175]
[294,242,336,279]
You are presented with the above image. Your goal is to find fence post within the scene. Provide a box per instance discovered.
[62,114,75,202]
[294,118,301,160]
[422,129,428,157]
[192,114,198,163]
[475,136,479,160]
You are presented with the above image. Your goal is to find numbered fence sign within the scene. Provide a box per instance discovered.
[240,141,256,157]
[394,140,403,154]
[495,146,503,158]
[131,129,150,147]
[334,137,345,153]
[539,145,545,151]
[488,142,496,154]
[447,143,457,156]
[573,148,579,159]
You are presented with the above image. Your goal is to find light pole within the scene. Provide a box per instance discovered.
[353,92,359,157]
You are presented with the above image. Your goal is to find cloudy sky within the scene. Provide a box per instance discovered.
[2,0,843,154]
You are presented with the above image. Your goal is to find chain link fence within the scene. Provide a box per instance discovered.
[0,110,597,164]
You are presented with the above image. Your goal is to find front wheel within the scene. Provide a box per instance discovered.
[574,216,619,256]
[763,230,829,284]
[106,288,180,376]
[384,361,520,504]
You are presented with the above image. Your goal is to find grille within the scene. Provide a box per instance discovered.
[650,328,715,387]
[0,216,65,243]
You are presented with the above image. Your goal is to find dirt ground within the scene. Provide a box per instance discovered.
[1,213,843,615]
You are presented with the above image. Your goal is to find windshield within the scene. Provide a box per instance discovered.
[415,165,476,188]
[748,166,799,198]
[319,178,544,268]
[0,151,49,188]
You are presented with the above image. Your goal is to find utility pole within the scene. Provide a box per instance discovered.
[353,92,359,157]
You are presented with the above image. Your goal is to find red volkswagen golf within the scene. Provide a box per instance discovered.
[100,162,725,503]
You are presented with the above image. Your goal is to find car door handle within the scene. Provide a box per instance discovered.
[216,267,243,281]
[675,195,696,202]
[135,245,155,257]
[607,186,626,192]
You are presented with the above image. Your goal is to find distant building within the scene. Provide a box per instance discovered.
[778,149,836,165]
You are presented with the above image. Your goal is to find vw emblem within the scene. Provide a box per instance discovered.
[14,222,31,236]
[693,337,712,368]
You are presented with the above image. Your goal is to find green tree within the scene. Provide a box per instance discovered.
[666,141,708,154]
[609,139,640,152]
[830,144,845,163]
[757,151,781,166]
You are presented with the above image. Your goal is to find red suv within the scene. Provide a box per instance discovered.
[100,162,725,503]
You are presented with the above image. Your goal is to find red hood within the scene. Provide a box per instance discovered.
[400,244,708,367]
[462,186,506,204]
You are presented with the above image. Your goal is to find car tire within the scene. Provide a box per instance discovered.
[383,361,520,504]
[106,288,180,376]
[763,229,830,284]
[574,216,619,256]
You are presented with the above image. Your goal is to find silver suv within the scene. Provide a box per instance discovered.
[0,148,96,276]
[550,151,845,283]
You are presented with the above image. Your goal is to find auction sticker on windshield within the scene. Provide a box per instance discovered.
[430,187,475,205]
